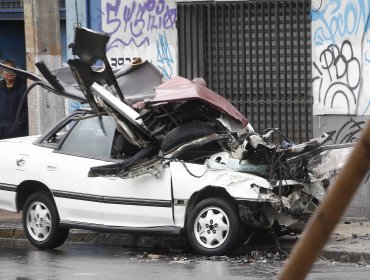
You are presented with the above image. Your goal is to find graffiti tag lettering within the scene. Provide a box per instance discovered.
[313,40,360,114]
[156,32,173,80]
[102,0,177,51]
[110,57,138,68]
[101,0,177,79]
[327,118,364,144]
[312,0,368,46]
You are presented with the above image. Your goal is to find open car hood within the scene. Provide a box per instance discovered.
[49,58,163,105]
[141,76,248,127]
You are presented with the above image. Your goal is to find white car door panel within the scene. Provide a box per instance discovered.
[40,152,108,226]
[38,114,173,228]
[41,153,173,228]
[101,167,173,228]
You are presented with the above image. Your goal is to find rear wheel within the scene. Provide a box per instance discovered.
[22,192,69,249]
[186,197,242,256]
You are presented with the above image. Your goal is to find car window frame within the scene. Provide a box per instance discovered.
[35,110,121,162]
[58,114,116,160]
[35,109,90,149]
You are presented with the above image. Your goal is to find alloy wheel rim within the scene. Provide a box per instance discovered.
[26,201,52,241]
[194,206,230,249]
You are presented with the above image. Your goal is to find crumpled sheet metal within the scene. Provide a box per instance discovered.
[308,146,353,180]
[206,151,269,177]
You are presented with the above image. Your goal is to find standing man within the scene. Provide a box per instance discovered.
[0,59,28,139]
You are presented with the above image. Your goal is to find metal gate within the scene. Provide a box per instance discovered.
[177,0,312,143]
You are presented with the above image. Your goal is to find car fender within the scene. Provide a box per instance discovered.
[0,138,53,211]
[170,161,272,199]
[0,138,52,182]
[170,161,276,228]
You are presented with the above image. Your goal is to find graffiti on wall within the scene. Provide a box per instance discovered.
[325,117,370,183]
[311,0,370,115]
[101,0,177,79]
[326,118,364,144]
[312,0,369,47]
[361,16,370,115]
[312,40,360,114]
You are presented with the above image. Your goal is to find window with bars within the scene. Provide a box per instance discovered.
[0,0,65,9]
[177,0,312,143]
[0,0,22,9]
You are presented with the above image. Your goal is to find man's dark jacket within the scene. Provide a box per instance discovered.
[0,77,28,139]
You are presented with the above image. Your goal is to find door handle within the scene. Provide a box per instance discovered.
[46,164,57,171]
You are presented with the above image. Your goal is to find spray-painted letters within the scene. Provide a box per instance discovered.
[326,118,364,144]
[312,0,370,115]
[313,40,360,114]
[101,0,177,78]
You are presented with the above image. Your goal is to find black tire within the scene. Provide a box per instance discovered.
[161,121,215,152]
[186,197,242,256]
[22,192,69,249]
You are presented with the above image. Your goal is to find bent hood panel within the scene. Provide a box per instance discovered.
[169,161,272,201]
[152,76,248,128]
[307,144,353,181]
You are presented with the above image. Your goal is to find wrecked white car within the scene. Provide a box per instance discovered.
[0,27,352,256]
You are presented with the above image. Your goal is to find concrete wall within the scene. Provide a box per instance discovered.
[311,0,370,217]
[100,0,178,79]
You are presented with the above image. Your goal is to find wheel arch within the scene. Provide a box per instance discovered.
[16,180,54,211]
[184,185,238,227]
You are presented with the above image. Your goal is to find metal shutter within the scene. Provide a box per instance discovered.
[177,0,312,143]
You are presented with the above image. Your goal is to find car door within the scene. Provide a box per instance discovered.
[100,166,173,228]
[39,113,173,229]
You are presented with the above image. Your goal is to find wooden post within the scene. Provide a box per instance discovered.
[278,119,370,279]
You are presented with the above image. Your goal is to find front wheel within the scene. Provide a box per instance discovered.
[22,192,69,249]
[186,197,242,256]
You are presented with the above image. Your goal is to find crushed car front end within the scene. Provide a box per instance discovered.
[65,27,353,237]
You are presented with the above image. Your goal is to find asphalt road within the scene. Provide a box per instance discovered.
[1,239,370,280]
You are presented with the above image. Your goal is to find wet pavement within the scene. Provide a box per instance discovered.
[0,239,280,280]
[2,209,370,268]
[1,239,370,279]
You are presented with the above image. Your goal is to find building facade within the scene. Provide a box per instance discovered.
[0,0,67,68]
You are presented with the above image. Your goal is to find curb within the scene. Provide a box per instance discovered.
[0,228,24,239]
[0,227,191,252]
[320,250,370,264]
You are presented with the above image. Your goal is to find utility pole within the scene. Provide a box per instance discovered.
[23,0,65,135]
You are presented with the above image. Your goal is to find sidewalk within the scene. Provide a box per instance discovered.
[1,209,370,263]
[317,219,370,263]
